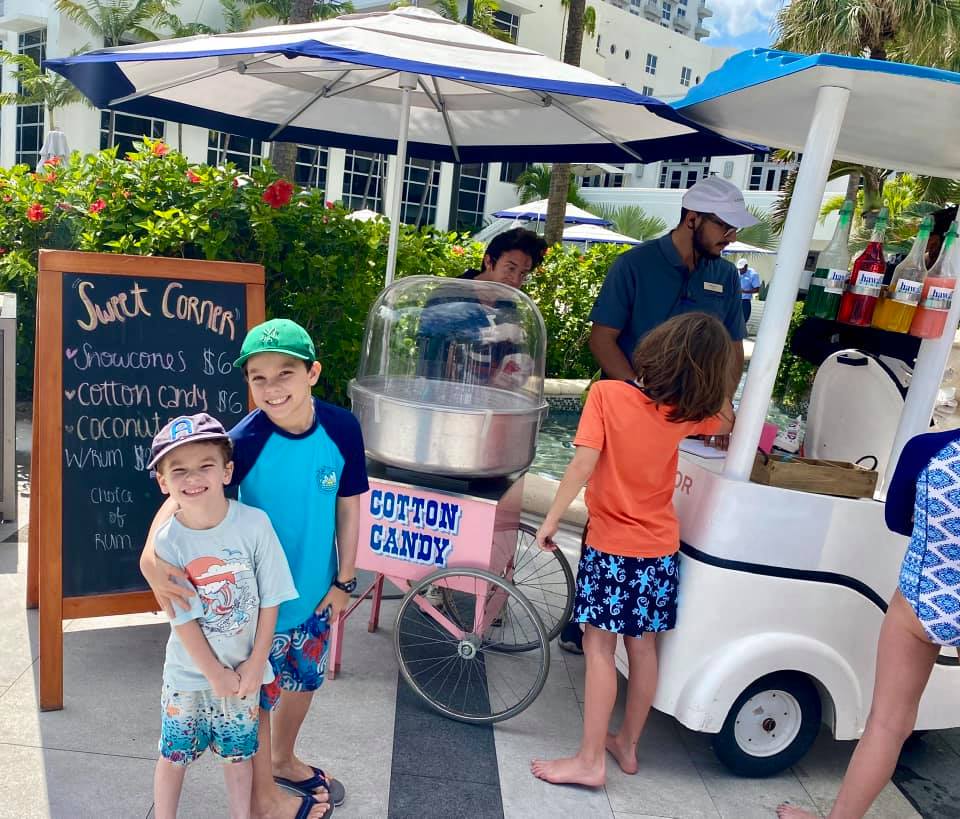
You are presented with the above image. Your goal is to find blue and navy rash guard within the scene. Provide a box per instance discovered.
[229,397,369,632]
[885,429,960,536]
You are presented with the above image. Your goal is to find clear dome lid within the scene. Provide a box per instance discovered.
[355,275,547,409]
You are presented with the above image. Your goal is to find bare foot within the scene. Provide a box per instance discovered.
[253,784,330,819]
[776,804,817,818]
[529,755,605,787]
[605,732,638,775]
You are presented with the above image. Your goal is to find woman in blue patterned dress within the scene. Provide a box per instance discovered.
[779,428,960,819]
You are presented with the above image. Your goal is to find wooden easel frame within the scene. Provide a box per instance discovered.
[28,251,265,711]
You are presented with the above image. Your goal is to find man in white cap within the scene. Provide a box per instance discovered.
[589,176,757,383]
[559,176,757,655]
[737,257,762,323]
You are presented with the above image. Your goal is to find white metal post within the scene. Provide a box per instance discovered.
[385,72,418,286]
[723,85,851,480]
[879,239,960,497]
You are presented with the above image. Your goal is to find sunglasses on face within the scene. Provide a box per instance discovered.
[700,213,738,238]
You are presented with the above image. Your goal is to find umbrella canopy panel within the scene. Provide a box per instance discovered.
[46,7,754,164]
[562,223,642,245]
[494,199,612,226]
[674,48,960,179]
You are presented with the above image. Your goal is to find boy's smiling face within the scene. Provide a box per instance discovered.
[156,441,233,509]
[245,352,321,433]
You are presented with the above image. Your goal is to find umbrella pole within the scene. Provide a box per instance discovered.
[723,84,851,481]
[385,72,418,285]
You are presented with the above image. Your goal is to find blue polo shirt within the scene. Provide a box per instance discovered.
[229,398,369,632]
[590,233,746,365]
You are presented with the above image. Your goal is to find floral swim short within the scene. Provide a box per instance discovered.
[159,685,259,765]
[260,608,331,712]
[572,546,680,639]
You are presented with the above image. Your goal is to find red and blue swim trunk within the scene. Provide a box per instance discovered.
[260,608,331,711]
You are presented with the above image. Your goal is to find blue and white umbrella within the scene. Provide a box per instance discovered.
[47,6,753,281]
[493,199,612,227]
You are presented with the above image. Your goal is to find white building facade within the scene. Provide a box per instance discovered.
[0,0,812,235]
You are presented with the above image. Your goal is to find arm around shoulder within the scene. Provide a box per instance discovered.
[141,497,194,616]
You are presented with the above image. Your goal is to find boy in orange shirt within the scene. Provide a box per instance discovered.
[531,313,734,787]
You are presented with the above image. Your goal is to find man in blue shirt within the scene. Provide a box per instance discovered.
[588,176,755,387]
[738,258,762,323]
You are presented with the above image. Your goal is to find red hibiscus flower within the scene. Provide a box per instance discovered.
[232,177,240,189]
[325,200,335,209]
[262,179,294,209]
[186,170,202,184]
[88,198,107,214]
[152,142,169,157]
[26,203,46,222]
[43,156,61,167]
[452,245,465,256]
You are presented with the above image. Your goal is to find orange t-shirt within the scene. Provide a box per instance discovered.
[574,380,723,559]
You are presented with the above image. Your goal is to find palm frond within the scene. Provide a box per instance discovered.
[588,204,666,241]
[736,206,780,251]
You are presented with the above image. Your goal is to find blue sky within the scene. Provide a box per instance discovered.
[701,0,780,51]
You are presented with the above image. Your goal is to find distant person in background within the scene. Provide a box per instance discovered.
[460,227,548,287]
[737,258,761,324]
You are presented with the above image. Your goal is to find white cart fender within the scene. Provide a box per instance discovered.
[658,632,864,737]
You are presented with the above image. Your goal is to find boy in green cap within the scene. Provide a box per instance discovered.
[141,318,369,819]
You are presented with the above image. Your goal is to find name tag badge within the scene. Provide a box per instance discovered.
[704,282,724,294]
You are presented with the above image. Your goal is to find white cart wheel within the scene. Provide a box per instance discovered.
[712,672,822,777]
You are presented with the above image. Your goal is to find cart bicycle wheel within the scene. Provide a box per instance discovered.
[395,567,550,724]
[441,523,575,647]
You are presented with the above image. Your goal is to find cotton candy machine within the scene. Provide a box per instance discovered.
[348,275,548,478]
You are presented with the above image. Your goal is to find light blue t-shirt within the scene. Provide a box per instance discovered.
[739,267,761,299]
[230,398,369,632]
[156,500,298,691]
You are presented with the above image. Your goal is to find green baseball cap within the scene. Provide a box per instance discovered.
[234,318,316,368]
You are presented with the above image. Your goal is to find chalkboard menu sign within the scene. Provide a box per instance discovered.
[30,251,265,710]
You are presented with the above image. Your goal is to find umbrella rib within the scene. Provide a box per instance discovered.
[323,69,397,99]
[427,77,460,164]
[544,94,646,163]
[266,71,352,140]
[448,77,550,107]
[108,55,274,106]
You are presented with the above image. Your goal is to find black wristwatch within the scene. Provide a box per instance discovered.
[333,576,357,594]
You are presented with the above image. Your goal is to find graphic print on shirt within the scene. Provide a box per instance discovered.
[185,554,257,636]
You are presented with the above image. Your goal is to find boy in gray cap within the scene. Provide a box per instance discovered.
[149,413,297,819]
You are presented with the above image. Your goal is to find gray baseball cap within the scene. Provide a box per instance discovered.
[148,413,231,470]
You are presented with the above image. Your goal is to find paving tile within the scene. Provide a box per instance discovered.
[389,773,503,819]
[0,575,38,692]
[893,730,960,819]
[0,742,155,819]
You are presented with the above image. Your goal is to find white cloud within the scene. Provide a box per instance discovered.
[707,0,780,40]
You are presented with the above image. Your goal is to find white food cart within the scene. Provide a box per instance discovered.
[625,49,960,777]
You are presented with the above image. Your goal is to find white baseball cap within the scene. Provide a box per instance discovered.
[682,177,759,229]
[737,258,749,268]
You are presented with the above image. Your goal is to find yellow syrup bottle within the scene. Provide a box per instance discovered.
[872,216,933,333]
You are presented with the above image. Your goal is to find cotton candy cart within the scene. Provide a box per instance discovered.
[630,51,960,777]
[328,276,575,723]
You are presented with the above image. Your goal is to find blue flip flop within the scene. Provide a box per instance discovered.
[276,766,346,807]
[293,793,333,819]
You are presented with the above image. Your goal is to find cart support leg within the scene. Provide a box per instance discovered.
[328,573,386,681]
[723,84,852,481]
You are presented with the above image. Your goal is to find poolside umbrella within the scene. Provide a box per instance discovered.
[494,198,612,227]
[561,223,642,246]
[46,7,753,283]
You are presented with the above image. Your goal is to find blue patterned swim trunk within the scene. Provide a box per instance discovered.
[260,608,331,712]
[159,685,259,765]
[573,546,680,638]
[898,446,960,646]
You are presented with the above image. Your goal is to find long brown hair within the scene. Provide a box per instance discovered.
[632,312,732,423]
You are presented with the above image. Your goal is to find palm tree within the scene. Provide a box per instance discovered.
[559,0,596,55]
[0,49,90,133]
[431,0,511,40]
[586,203,667,241]
[544,0,588,245]
[515,163,587,208]
[53,0,168,145]
[773,0,960,228]
[736,206,780,251]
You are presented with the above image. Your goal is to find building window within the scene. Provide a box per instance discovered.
[624,49,631,59]
[658,157,710,189]
[610,43,616,54]
[642,85,654,96]
[660,21,669,27]
[748,151,796,192]
[16,29,46,168]
[679,0,687,4]
[401,158,441,227]
[680,66,692,87]
[677,6,686,17]
[342,149,386,212]
[492,10,520,43]
[580,165,626,188]
[629,0,641,12]
[207,132,265,173]
[295,145,329,191]
[100,110,165,156]
[499,161,530,184]
[661,1,672,21]
[456,163,489,232]
[645,54,658,75]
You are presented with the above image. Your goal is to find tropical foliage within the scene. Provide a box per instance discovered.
[0,50,90,131]
[515,164,588,208]
[585,203,667,241]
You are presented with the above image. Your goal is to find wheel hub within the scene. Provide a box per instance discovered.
[733,689,803,758]
[457,635,481,659]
